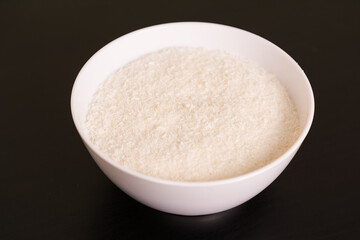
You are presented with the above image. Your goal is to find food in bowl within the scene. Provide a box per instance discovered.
[71,22,314,215]
[86,46,300,182]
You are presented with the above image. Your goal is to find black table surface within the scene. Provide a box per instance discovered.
[1,1,360,239]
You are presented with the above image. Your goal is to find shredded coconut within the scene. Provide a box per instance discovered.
[86,47,300,182]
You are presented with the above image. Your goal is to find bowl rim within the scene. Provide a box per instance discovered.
[70,21,315,187]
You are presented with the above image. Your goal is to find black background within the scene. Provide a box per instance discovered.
[1,0,360,239]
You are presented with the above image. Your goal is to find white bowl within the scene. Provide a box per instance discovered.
[71,22,314,216]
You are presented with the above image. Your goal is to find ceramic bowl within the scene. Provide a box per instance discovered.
[71,22,314,216]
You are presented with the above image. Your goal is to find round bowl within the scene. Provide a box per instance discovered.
[71,22,314,216]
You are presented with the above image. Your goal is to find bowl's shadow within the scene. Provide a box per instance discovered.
[122,189,266,237]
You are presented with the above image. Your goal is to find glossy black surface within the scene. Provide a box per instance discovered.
[1,1,360,239]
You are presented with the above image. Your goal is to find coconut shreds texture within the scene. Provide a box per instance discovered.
[86,47,300,182]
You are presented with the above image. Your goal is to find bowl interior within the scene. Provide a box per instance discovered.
[71,22,314,170]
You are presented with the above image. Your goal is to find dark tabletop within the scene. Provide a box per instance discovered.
[1,0,360,239]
